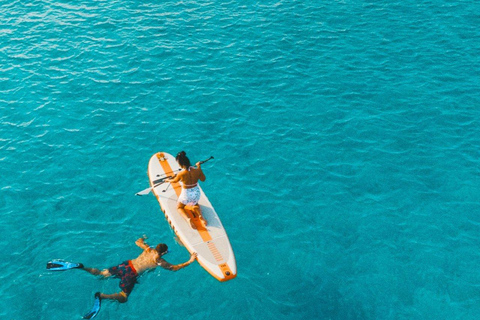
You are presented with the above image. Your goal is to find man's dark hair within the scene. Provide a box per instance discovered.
[156,243,168,255]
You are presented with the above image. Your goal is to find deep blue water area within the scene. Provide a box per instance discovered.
[1,1,480,319]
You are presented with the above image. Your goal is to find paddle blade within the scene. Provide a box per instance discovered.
[135,180,167,196]
[135,187,152,196]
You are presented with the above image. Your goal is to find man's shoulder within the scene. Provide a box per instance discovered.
[156,258,175,270]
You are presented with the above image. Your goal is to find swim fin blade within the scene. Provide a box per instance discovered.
[46,260,83,271]
[83,293,101,319]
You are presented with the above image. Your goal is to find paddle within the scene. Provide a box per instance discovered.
[135,178,169,196]
[198,156,214,165]
[151,169,182,185]
[135,156,214,196]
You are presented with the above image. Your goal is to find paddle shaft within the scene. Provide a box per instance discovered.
[160,156,213,192]
[167,156,214,180]
[135,156,214,196]
[198,156,214,166]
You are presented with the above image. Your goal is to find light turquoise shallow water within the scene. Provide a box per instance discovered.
[1,1,480,319]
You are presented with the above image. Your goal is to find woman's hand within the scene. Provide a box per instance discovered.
[165,174,177,183]
[195,162,201,168]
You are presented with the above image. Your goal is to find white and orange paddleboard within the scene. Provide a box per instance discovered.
[147,152,236,282]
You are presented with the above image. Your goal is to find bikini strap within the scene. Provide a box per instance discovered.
[184,167,196,187]
[183,183,198,188]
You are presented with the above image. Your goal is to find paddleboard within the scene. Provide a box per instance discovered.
[147,152,236,282]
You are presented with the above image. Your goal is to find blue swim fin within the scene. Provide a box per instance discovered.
[46,260,84,271]
[83,293,102,319]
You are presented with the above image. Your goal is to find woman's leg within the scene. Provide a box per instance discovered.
[177,203,196,229]
[192,205,207,226]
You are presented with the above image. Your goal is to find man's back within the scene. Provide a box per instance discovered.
[131,248,158,274]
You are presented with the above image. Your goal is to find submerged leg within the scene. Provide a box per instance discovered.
[99,292,128,303]
[82,268,111,278]
[83,291,127,319]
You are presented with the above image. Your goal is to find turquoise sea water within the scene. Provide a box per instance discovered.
[1,0,480,319]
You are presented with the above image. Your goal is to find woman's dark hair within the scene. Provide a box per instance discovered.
[176,151,191,169]
[156,243,168,255]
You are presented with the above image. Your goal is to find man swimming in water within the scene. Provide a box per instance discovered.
[47,236,197,318]
[81,236,196,302]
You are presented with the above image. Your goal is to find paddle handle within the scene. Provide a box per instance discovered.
[198,156,214,165]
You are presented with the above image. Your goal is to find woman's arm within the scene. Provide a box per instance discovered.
[195,162,206,182]
[166,173,182,184]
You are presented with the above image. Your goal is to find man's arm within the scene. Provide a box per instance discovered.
[158,252,197,271]
[135,237,150,250]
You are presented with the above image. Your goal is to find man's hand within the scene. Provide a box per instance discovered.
[135,237,147,248]
[189,252,198,263]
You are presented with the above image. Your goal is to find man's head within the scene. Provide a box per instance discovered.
[155,243,169,255]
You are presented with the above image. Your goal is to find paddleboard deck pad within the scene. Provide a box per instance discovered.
[147,152,236,281]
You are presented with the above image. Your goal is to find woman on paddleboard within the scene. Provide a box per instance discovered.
[165,151,206,229]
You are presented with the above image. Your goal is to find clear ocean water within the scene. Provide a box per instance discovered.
[1,0,479,319]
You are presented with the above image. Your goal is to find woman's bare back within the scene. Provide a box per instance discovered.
[179,167,205,188]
